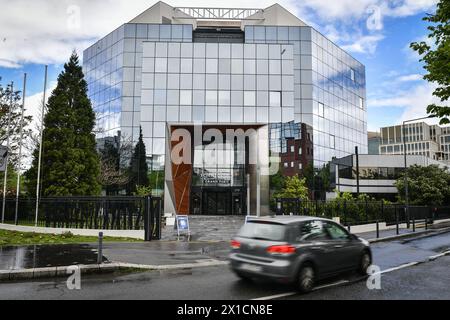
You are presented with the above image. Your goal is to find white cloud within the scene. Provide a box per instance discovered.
[0,0,438,67]
[341,34,385,55]
[397,74,423,82]
[24,82,57,132]
[368,81,444,124]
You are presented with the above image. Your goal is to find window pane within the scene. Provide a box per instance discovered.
[244,91,256,106]
[269,91,281,107]
[180,90,192,105]
[219,91,231,105]
[206,91,217,105]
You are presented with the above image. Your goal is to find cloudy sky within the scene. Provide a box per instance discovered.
[0,0,443,133]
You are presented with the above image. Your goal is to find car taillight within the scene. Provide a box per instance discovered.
[266,245,296,255]
[230,240,241,249]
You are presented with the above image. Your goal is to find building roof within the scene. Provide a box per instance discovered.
[128,1,308,28]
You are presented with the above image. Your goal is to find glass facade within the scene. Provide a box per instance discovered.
[140,42,295,168]
[84,23,367,170]
[83,23,193,146]
[246,26,367,167]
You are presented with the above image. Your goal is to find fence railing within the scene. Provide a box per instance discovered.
[274,198,450,236]
[0,196,162,240]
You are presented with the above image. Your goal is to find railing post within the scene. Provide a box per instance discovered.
[395,205,399,235]
[344,200,350,232]
[377,202,382,239]
[144,196,151,242]
[365,199,368,223]
[97,232,103,264]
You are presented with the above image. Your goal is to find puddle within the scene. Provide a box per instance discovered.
[0,244,107,270]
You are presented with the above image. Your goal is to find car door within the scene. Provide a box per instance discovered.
[295,220,339,276]
[323,222,361,271]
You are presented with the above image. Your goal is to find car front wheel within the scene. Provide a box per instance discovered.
[297,265,315,293]
[358,251,372,275]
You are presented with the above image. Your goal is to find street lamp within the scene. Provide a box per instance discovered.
[402,115,434,227]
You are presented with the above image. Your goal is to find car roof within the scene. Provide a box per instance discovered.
[246,215,332,225]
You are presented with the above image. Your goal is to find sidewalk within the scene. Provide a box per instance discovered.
[1,224,449,282]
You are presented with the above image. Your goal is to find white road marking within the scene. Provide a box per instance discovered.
[252,280,350,300]
[252,292,298,301]
[379,262,419,275]
[428,250,450,261]
[313,280,349,290]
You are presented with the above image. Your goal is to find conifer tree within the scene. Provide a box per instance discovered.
[26,52,100,196]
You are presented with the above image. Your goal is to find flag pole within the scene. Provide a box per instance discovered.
[35,66,48,227]
[14,73,27,225]
[1,81,13,223]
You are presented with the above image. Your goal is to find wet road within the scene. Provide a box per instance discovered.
[0,232,449,300]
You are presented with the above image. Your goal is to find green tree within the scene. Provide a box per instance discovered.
[269,171,286,194]
[411,0,450,124]
[274,176,309,201]
[99,140,130,195]
[0,165,25,196]
[26,52,101,196]
[148,170,164,192]
[127,127,149,195]
[0,79,32,166]
[304,163,331,200]
[395,165,450,205]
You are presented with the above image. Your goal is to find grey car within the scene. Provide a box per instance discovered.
[229,216,372,292]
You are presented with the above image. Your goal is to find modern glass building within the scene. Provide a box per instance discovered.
[83,2,367,215]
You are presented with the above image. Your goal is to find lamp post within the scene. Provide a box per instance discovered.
[402,115,434,227]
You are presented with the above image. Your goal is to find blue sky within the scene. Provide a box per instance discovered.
[0,0,442,133]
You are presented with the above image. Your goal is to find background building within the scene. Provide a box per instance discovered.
[379,122,450,164]
[368,131,380,155]
[83,1,367,215]
[330,154,447,201]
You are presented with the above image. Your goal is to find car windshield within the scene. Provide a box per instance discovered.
[237,222,287,241]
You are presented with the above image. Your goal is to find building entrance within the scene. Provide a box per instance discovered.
[191,187,246,215]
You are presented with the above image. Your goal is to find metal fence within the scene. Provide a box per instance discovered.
[274,198,450,230]
[1,196,162,240]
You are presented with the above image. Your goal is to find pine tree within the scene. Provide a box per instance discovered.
[127,127,149,195]
[26,52,101,196]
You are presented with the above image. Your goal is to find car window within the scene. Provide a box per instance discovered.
[238,222,287,241]
[324,222,350,240]
[296,220,329,242]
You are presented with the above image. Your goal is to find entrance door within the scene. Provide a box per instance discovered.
[216,192,229,215]
[232,194,242,215]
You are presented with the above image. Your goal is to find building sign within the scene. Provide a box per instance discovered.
[200,173,231,186]
[0,146,7,172]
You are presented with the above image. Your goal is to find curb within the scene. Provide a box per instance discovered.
[367,227,450,244]
[0,259,229,282]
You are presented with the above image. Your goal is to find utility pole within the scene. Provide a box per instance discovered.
[355,146,360,197]
[35,65,48,226]
[1,81,13,223]
[14,73,27,225]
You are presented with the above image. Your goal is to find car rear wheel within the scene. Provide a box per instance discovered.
[358,251,372,275]
[297,265,315,293]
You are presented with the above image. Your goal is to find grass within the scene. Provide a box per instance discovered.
[0,229,142,246]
